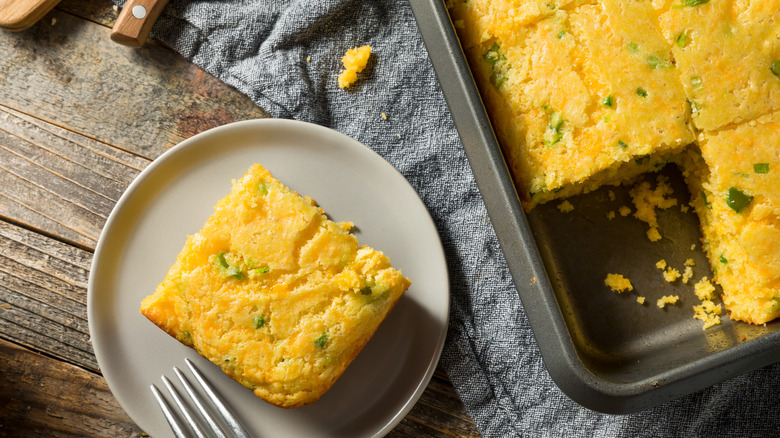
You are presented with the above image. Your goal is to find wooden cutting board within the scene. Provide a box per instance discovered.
[0,0,61,31]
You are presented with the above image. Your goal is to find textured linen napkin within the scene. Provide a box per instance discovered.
[114,0,780,436]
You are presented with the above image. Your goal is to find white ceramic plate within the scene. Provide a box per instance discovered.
[88,119,449,437]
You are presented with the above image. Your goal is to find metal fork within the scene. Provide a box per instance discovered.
[150,357,251,438]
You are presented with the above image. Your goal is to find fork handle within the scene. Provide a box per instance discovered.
[110,0,169,47]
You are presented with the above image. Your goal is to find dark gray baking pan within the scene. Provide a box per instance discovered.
[409,0,780,414]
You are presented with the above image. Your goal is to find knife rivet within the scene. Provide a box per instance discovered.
[132,5,147,19]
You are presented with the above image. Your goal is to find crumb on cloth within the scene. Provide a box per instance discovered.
[338,45,372,89]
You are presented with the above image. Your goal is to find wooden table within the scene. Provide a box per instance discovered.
[0,1,480,436]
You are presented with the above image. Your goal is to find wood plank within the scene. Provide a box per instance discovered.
[0,220,98,371]
[0,105,151,249]
[0,144,109,241]
[58,0,119,29]
[0,105,147,196]
[0,337,144,437]
[0,105,149,183]
[0,115,136,248]
[0,8,268,160]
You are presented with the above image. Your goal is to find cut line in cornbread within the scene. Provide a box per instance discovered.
[140,163,410,408]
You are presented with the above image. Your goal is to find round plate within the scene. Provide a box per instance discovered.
[87,119,449,437]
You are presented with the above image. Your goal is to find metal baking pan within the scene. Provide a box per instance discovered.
[409,0,780,414]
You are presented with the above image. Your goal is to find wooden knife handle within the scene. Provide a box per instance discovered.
[110,0,169,47]
[0,0,62,31]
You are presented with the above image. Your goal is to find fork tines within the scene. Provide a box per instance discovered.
[151,358,251,438]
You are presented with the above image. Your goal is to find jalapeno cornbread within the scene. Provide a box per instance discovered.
[140,163,410,408]
[448,0,780,325]
[452,0,693,210]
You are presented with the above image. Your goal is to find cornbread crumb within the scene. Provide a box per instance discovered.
[680,204,689,213]
[693,300,723,330]
[681,266,694,284]
[557,200,574,213]
[618,206,632,217]
[656,259,667,270]
[380,112,388,120]
[657,295,680,308]
[694,277,717,301]
[605,274,633,293]
[637,297,646,305]
[647,228,662,242]
[51,18,56,26]
[608,191,616,201]
[690,244,696,250]
[629,176,678,242]
[306,55,311,63]
[338,45,372,89]
[685,258,695,266]
[606,211,616,220]
[663,268,680,283]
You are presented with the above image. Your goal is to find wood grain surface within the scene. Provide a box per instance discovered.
[0,1,480,436]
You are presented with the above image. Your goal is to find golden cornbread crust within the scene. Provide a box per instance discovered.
[448,0,780,325]
[140,163,410,408]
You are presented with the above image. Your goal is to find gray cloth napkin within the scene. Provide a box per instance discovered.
[116,0,780,436]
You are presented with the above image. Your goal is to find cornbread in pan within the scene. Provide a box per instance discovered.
[140,163,410,408]
[683,111,780,324]
[448,0,780,325]
[455,2,693,210]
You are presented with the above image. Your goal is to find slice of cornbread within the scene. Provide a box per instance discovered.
[658,0,780,131]
[683,111,780,324]
[140,163,410,408]
[462,3,693,210]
